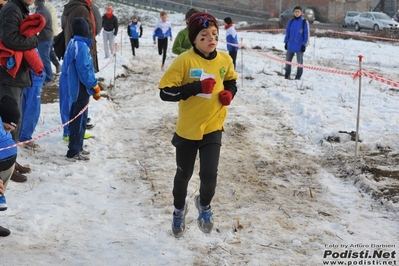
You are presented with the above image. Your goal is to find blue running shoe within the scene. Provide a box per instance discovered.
[172,205,188,238]
[194,195,213,233]
[0,195,7,211]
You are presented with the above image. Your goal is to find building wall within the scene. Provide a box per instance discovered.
[175,0,370,23]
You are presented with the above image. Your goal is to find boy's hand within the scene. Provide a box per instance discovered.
[93,92,101,101]
[153,40,156,45]
[219,90,233,106]
[93,84,101,101]
[200,78,216,94]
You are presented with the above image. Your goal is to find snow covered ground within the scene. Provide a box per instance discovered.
[1,1,398,265]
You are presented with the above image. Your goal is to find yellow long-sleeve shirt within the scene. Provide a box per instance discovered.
[159,49,237,140]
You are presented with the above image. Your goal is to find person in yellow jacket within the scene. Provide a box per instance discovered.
[158,12,237,238]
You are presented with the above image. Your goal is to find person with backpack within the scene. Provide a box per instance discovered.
[283,6,309,80]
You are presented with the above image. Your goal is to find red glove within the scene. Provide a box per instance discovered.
[93,84,101,101]
[200,78,216,94]
[219,90,233,106]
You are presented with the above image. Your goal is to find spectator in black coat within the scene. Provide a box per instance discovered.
[102,6,118,58]
[0,0,40,183]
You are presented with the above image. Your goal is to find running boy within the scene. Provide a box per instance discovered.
[127,15,143,57]
[158,12,238,238]
[223,17,239,69]
[64,17,101,161]
[153,11,172,70]
[172,8,198,55]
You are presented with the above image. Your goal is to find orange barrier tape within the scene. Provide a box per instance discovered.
[236,27,399,42]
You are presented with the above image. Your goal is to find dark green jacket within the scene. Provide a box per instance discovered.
[172,27,191,55]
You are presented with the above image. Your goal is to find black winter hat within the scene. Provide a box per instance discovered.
[185,7,199,20]
[224,17,232,24]
[35,0,45,6]
[188,12,218,44]
[71,17,91,39]
[0,95,20,128]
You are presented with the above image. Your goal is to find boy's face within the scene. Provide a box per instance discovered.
[193,25,218,56]
[161,15,167,22]
[133,18,138,22]
[294,9,302,18]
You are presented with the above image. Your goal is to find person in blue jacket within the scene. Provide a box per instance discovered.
[283,6,309,80]
[58,48,92,143]
[127,15,143,57]
[19,50,46,150]
[0,94,21,236]
[223,17,239,69]
[63,17,101,161]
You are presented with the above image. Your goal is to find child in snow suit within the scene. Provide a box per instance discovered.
[64,17,101,161]
[153,11,172,69]
[158,12,238,238]
[127,15,142,57]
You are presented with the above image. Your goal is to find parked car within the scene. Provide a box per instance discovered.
[353,12,399,31]
[342,11,360,28]
[279,7,315,27]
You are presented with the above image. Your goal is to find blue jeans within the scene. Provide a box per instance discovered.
[285,51,304,80]
[19,86,41,142]
[37,40,53,83]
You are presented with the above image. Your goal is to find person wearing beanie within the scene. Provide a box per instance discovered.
[152,11,173,70]
[58,16,93,143]
[223,17,239,69]
[284,6,309,80]
[0,0,40,183]
[127,15,143,57]
[63,17,101,161]
[158,12,238,238]
[34,0,53,86]
[0,94,21,236]
[172,7,199,55]
[102,6,118,59]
